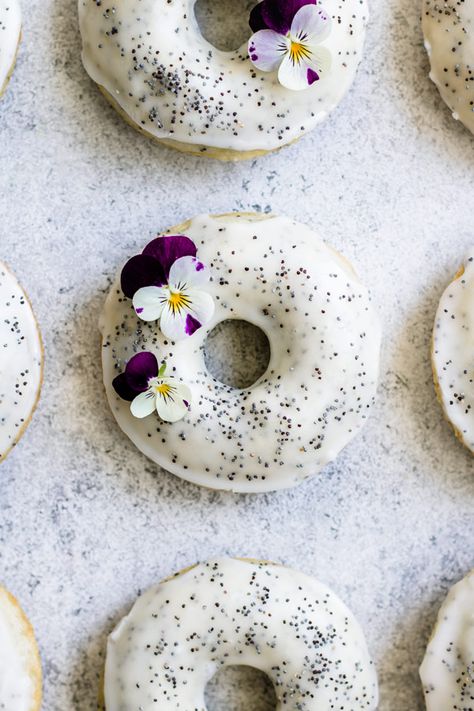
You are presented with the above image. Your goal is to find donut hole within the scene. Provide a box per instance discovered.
[194,0,256,52]
[203,319,270,389]
[205,665,277,710]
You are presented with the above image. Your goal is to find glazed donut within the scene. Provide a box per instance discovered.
[420,570,474,710]
[0,262,43,463]
[104,558,379,710]
[432,250,474,454]
[0,0,21,97]
[0,585,42,711]
[422,1,474,135]
[100,213,381,493]
[78,0,368,160]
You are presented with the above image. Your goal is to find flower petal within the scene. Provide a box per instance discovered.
[133,286,167,321]
[112,372,137,401]
[290,4,331,44]
[158,289,214,341]
[168,255,211,290]
[121,254,167,299]
[261,0,316,35]
[125,351,159,385]
[156,381,192,423]
[248,30,286,72]
[142,235,197,281]
[130,390,157,419]
[278,44,331,90]
[249,2,266,32]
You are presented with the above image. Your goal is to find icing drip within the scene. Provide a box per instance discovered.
[104,558,379,710]
[420,570,474,710]
[0,262,42,462]
[423,0,474,134]
[100,213,381,493]
[432,249,474,453]
[78,0,368,153]
[0,0,21,92]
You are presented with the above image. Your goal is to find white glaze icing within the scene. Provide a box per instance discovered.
[432,249,474,453]
[78,0,368,154]
[420,570,474,710]
[0,262,42,462]
[423,0,474,135]
[100,213,381,493]
[0,586,41,711]
[0,0,20,93]
[105,558,379,710]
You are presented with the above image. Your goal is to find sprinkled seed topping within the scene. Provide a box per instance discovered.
[100,214,381,493]
[105,558,379,710]
[78,0,368,153]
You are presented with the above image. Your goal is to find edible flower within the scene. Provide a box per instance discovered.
[248,0,332,91]
[121,235,214,341]
[112,352,192,423]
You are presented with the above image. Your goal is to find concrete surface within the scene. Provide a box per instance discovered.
[0,0,473,709]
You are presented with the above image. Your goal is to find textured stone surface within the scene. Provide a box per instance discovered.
[0,0,472,709]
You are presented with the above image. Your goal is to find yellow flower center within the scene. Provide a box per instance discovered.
[155,382,173,398]
[289,40,311,65]
[167,290,191,314]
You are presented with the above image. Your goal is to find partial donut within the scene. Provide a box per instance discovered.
[432,249,474,454]
[104,558,379,710]
[422,1,474,134]
[0,0,21,98]
[0,261,43,463]
[100,213,381,493]
[420,570,474,710]
[78,0,369,159]
[0,585,42,711]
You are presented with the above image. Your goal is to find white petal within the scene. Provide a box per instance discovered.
[133,286,166,321]
[248,30,287,72]
[278,46,331,90]
[160,289,215,341]
[168,255,210,290]
[156,381,192,423]
[130,390,156,419]
[290,5,332,44]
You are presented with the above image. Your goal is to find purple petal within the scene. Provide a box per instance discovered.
[307,67,320,84]
[125,352,159,389]
[249,2,266,31]
[185,314,202,336]
[248,30,285,72]
[121,254,167,299]
[142,235,197,281]
[256,0,317,35]
[112,372,138,402]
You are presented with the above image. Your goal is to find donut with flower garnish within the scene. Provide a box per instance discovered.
[79,0,369,160]
[420,569,474,710]
[102,557,379,711]
[422,1,474,135]
[432,250,474,454]
[0,0,21,98]
[100,212,381,493]
[0,584,42,711]
[0,261,43,463]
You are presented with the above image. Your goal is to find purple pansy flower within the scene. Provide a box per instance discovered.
[112,352,192,423]
[121,235,215,342]
[248,0,332,91]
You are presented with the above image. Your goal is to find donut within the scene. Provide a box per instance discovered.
[78,0,369,160]
[0,0,21,98]
[103,557,379,710]
[432,250,474,454]
[0,262,43,463]
[0,585,42,711]
[420,570,474,710]
[100,212,381,493]
[422,1,474,135]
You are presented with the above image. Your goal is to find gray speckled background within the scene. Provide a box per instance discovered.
[0,0,473,709]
